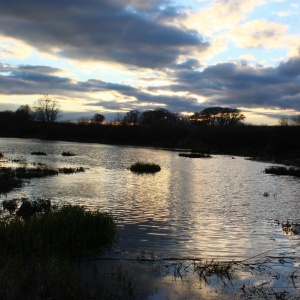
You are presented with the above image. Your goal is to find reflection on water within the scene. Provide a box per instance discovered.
[1,137,300,260]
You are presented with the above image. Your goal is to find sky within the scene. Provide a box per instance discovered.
[0,0,299,124]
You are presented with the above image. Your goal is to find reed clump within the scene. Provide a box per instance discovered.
[265,166,300,177]
[58,167,85,174]
[0,203,116,257]
[130,162,161,173]
[15,167,59,178]
[31,151,47,155]
[0,201,117,299]
[179,153,211,158]
[61,151,76,156]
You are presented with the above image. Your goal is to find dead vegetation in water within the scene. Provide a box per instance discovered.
[110,245,300,299]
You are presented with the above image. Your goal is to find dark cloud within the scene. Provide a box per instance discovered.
[0,0,208,68]
[0,63,203,112]
[1,56,300,117]
[165,56,300,111]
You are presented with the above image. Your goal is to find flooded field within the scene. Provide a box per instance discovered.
[1,137,300,298]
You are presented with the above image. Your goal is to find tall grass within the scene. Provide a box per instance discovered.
[0,204,118,299]
[0,204,116,257]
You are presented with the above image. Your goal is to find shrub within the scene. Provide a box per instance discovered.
[130,162,161,173]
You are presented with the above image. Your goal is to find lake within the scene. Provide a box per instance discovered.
[1,137,300,261]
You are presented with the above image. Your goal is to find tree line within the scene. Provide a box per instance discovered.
[2,95,246,127]
[1,95,300,159]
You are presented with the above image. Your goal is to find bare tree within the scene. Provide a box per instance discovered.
[278,115,300,126]
[34,95,61,123]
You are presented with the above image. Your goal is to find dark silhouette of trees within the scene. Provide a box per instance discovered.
[190,107,245,126]
[33,95,61,123]
[15,105,33,123]
[123,110,142,125]
[91,113,105,124]
[278,115,300,126]
[141,108,180,125]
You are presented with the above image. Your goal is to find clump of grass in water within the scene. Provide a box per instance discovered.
[61,151,76,156]
[179,153,211,158]
[59,167,85,174]
[265,166,300,177]
[130,162,161,173]
[0,204,116,257]
[192,259,234,284]
[31,151,47,155]
[0,203,119,299]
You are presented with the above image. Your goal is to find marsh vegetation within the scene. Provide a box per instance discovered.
[265,166,300,177]
[0,201,117,299]
[129,161,161,173]
[61,151,76,156]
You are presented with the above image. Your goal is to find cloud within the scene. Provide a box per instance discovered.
[229,19,289,49]
[0,62,203,113]
[0,36,33,60]
[0,0,209,69]
[1,55,300,120]
[184,0,266,35]
[168,56,300,111]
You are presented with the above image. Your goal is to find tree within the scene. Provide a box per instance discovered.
[278,115,300,126]
[91,113,105,124]
[189,107,245,126]
[33,95,61,123]
[15,105,33,123]
[141,108,179,125]
[123,110,141,125]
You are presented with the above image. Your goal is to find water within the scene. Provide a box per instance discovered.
[1,137,300,260]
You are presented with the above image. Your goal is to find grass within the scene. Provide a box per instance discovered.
[59,167,85,174]
[0,166,86,194]
[265,166,300,177]
[61,151,76,156]
[15,166,59,178]
[130,162,161,173]
[0,203,116,257]
[0,202,117,299]
[192,259,234,284]
[179,153,211,158]
[31,151,47,155]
